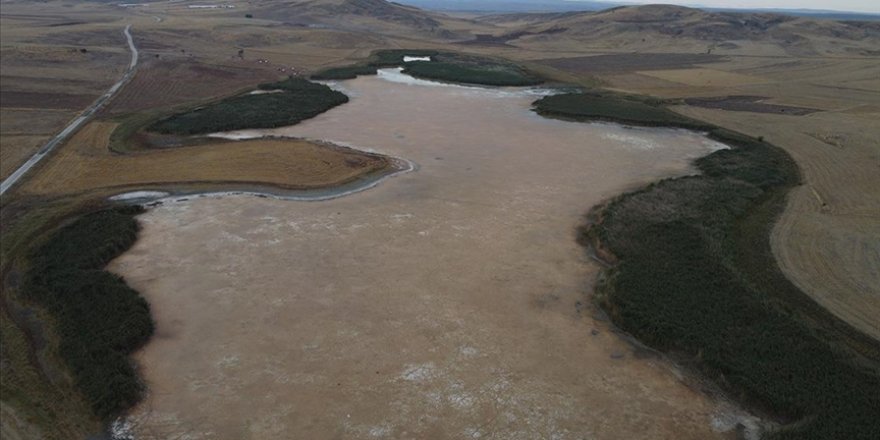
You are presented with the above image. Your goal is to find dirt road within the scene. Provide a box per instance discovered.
[0,25,138,196]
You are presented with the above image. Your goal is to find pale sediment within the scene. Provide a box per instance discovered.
[111,71,743,439]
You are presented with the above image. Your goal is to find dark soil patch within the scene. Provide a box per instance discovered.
[536,53,725,74]
[39,29,125,47]
[102,59,279,115]
[0,90,95,110]
[685,96,820,115]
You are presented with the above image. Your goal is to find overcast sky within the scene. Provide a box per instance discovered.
[582,0,880,14]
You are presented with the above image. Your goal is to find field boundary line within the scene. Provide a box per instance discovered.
[0,25,139,196]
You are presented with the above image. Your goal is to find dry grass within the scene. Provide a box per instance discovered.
[1,136,49,180]
[535,53,725,74]
[0,109,77,179]
[0,46,127,94]
[19,121,391,196]
[0,2,397,195]
[637,68,770,88]
[102,58,280,116]
[0,109,76,134]
[0,309,99,440]
[0,3,131,183]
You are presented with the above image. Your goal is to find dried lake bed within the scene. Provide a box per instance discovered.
[109,70,744,439]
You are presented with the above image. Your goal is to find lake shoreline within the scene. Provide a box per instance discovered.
[555,97,880,438]
[112,67,741,439]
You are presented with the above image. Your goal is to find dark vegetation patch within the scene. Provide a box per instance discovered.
[146,77,348,135]
[2,196,106,438]
[369,49,440,66]
[533,92,710,129]
[402,61,540,86]
[546,93,880,438]
[310,64,380,80]
[536,53,725,74]
[311,49,542,86]
[684,96,821,115]
[23,205,154,421]
[310,49,439,80]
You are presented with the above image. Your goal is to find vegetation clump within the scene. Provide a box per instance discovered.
[24,205,154,420]
[311,49,442,80]
[371,49,440,67]
[310,64,379,80]
[148,77,348,135]
[533,92,709,129]
[550,93,880,439]
[402,60,541,86]
[311,49,542,86]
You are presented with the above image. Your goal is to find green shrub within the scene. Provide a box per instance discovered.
[148,78,348,135]
[401,61,541,86]
[584,131,880,438]
[370,49,439,67]
[310,65,379,80]
[24,205,153,420]
[310,49,541,87]
[533,93,710,129]
[539,89,880,438]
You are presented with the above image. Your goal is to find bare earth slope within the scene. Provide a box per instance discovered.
[479,5,880,56]
[243,0,485,39]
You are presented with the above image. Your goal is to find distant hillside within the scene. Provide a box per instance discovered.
[244,0,481,38]
[395,0,619,13]
[475,5,880,56]
[398,0,880,20]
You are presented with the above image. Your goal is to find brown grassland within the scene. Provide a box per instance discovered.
[0,109,77,179]
[17,121,391,196]
[0,1,131,179]
[101,58,280,116]
[1,0,878,438]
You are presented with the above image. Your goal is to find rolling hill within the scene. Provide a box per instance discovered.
[243,0,486,38]
[476,4,880,55]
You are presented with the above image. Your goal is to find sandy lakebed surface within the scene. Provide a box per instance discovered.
[109,69,746,439]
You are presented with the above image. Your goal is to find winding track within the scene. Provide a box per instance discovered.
[0,25,138,196]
